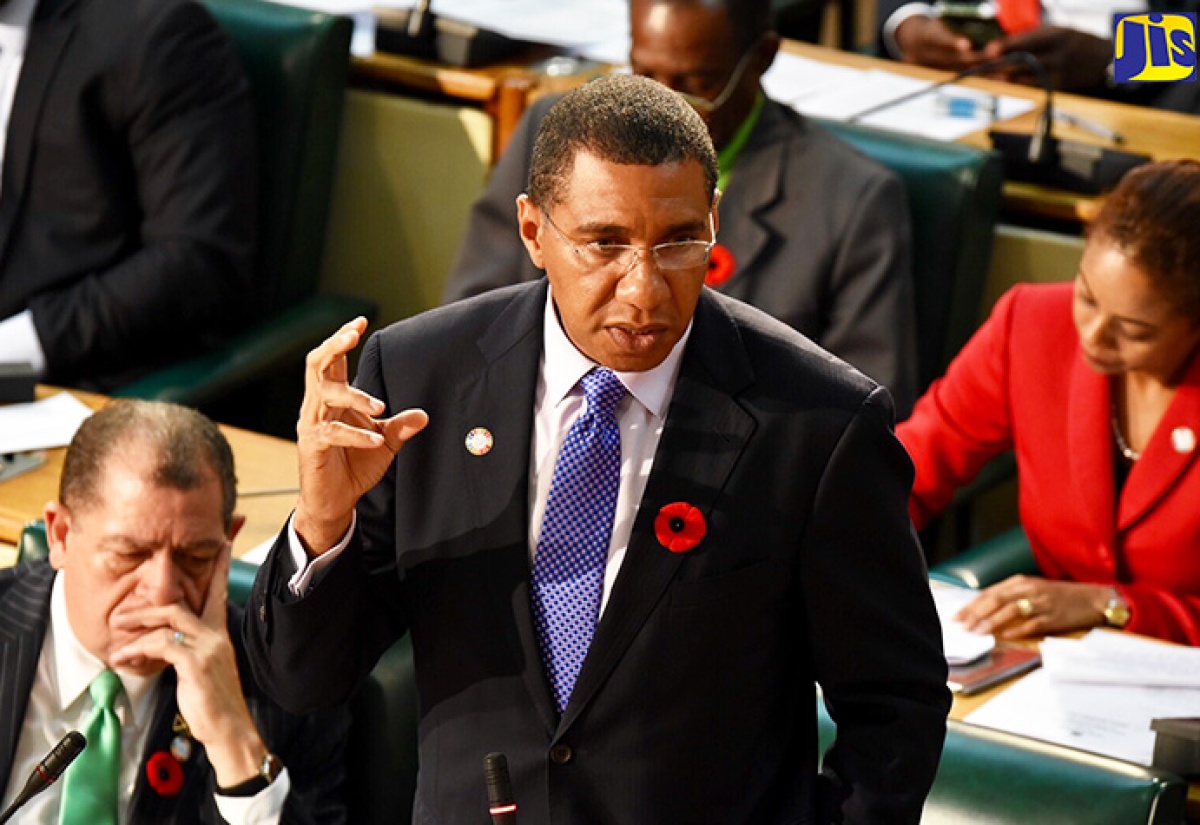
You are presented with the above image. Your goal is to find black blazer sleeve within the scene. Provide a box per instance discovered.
[8,0,256,388]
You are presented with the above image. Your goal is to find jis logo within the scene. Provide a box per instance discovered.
[1112,13,1196,83]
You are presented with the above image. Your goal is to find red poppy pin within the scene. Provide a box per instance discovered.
[146,750,185,797]
[704,244,736,287]
[655,502,707,553]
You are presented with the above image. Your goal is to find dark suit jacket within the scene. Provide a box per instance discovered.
[443,96,919,416]
[0,561,348,824]
[246,282,949,824]
[0,0,256,391]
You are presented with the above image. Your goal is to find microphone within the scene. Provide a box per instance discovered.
[848,51,1150,194]
[484,752,518,824]
[850,51,1052,163]
[0,731,87,824]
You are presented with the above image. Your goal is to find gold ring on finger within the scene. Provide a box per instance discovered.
[1015,597,1035,619]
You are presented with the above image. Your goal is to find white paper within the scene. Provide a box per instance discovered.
[966,667,1200,765]
[0,392,93,455]
[377,0,631,49]
[761,52,865,107]
[1042,629,1200,688]
[931,581,995,666]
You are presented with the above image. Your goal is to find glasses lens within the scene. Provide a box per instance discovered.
[654,241,712,270]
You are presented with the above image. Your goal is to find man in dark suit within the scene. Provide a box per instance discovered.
[247,74,948,824]
[876,0,1200,113]
[0,0,256,392]
[444,0,918,416]
[0,400,347,824]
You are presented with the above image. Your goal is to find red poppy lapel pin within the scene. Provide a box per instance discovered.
[146,750,185,797]
[704,244,736,287]
[654,502,706,553]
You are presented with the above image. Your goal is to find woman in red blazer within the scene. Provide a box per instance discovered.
[898,160,1200,644]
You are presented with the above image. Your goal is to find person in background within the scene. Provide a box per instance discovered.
[0,400,348,824]
[899,160,1200,645]
[0,0,256,392]
[445,0,919,416]
[247,74,948,824]
[876,0,1200,113]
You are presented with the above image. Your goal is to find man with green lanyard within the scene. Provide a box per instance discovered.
[444,0,919,416]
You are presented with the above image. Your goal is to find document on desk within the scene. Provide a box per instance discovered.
[965,667,1200,765]
[762,52,1037,141]
[380,0,630,49]
[931,581,995,666]
[0,392,92,455]
[1041,629,1200,688]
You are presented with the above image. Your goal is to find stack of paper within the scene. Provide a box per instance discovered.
[931,581,995,666]
[0,392,93,455]
[966,630,1200,765]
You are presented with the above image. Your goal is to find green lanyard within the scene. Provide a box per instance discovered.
[716,92,764,194]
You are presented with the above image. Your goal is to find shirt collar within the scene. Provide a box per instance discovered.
[541,287,690,418]
[50,572,161,726]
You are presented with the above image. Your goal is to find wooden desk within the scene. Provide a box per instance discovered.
[0,390,297,559]
[351,43,603,161]
[782,41,1200,223]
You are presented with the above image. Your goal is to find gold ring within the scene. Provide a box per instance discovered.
[1015,597,1034,618]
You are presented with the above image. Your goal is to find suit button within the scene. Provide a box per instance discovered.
[549,745,573,765]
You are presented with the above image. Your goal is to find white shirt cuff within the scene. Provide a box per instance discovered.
[286,511,357,596]
[883,2,938,59]
[0,310,47,376]
[213,767,291,825]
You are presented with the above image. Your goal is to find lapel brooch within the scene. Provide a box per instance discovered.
[146,750,185,797]
[655,502,707,553]
[704,244,736,288]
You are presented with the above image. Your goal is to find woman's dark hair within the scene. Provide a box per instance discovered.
[1088,159,1200,320]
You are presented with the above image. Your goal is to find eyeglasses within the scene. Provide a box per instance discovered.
[541,210,716,275]
[670,36,765,114]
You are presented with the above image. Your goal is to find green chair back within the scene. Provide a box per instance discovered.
[818,702,1187,824]
[202,0,351,314]
[816,120,1004,393]
[17,520,49,563]
[114,0,375,410]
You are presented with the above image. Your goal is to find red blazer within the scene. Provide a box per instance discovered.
[899,283,1200,644]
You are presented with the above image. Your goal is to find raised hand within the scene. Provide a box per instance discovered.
[294,317,429,554]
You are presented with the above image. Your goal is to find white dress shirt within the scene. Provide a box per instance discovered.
[1,573,289,824]
[290,287,691,617]
[882,1,1149,58]
[0,0,46,374]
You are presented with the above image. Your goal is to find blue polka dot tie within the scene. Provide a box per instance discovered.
[532,367,625,713]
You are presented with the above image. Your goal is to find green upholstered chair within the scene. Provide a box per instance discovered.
[814,119,1004,395]
[114,0,375,407]
[16,519,49,564]
[817,702,1188,824]
[930,525,1038,589]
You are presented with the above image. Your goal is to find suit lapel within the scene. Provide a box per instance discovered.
[1067,351,1117,550]
[717,102,788,286]
[128,669,210,824]
[560,292,757,733]
[458,282,559,733]
[1119,356,1200,530]
[0,563,55,785]
[0,0,80,264]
